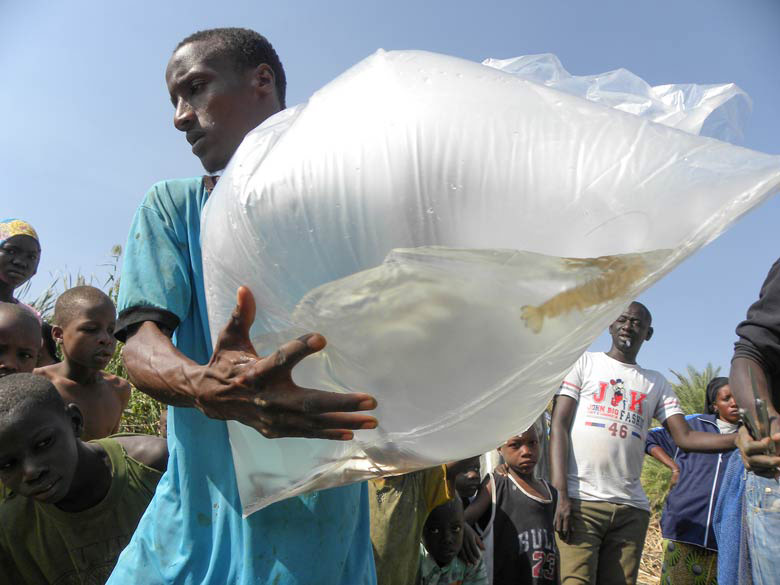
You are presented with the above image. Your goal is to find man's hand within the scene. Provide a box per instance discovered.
[459,523,484,565]
[554,493,572,541]
[736,424,780,478]
[192,286,378,440]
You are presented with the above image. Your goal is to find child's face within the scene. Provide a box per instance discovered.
[56,300,116,370]
[0,312,40,377]
[453,457,481,499]
[422,500,464,567]
[0,406,80,504]
[0,235,40,290]
[499,428,539,476]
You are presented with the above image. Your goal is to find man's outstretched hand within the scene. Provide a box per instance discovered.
[193,286,378,440]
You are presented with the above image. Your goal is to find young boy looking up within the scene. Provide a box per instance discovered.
[0,219,42,319]
[0,302,41,377]
[465,426,558,585]
[419,497,488,585]
[0,373,166,584]
[36,286,131,440]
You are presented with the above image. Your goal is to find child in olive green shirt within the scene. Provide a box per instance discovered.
[0,373,167,584]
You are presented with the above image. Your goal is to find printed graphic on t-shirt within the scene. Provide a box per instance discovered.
[519,528,556,582]
[582,378,647,440]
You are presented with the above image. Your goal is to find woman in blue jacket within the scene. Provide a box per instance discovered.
[645,377,739,585]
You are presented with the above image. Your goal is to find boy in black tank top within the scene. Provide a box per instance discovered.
[465,426,559,585]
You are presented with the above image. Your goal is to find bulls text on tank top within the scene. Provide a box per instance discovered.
[477,472,558,585]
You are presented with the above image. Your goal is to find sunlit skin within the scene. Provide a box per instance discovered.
[165,40,281,173]
[0,235,40,303]
[0,308,40,377]
[35,298,131,441]
[423,499,465,567]
[605,302,653,365]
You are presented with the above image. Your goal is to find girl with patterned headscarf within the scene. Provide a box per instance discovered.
[0,218,41,318]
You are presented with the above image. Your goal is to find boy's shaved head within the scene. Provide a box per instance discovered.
[0,302,40,335]
[54,286,114,327]
[175,27,287,108]
[0,373,66,423]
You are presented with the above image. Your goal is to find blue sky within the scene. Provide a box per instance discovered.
[2,0,779,380]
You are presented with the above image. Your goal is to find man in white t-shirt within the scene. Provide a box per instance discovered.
[550,302,736,585]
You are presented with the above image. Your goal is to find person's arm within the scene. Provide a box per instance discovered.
[647,446,681,486]
[663,414,736,452]
[111,378,133,435]
[550,395,577,540]
[116,435,169,472]
[731,357,780,476]
[463,476,492,526]
[730,259,780,475]
[122,286,378,441]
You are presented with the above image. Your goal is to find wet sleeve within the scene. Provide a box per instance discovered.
[733,259,780,384]
[115,184,193,342]
[653,380,684,423]
[557,353,585,401]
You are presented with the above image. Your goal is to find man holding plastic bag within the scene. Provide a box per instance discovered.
[108,28,378,585]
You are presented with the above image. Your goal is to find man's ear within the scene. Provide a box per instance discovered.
[65,403,84,438]
[52,325,64,345]
[645,326,654,342]
[251,63,276,100]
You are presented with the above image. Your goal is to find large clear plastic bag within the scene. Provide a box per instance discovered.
[201,50,780,515]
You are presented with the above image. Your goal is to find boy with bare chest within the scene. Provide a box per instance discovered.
[36,286,130,440]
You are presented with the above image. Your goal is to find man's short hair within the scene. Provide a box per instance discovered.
[176,27,287,108]
[0,373,66,423]
[630,301,652,326]
[53,286,114,327]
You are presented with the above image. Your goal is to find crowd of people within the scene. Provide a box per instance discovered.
[1,25,779,585]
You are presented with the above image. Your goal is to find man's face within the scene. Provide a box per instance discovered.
[0,235,40,291]
[0,406,80,504]
[55,300,116,370]
[0,312,40,377]
[608,303,652,355]
[165,40,279,173]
